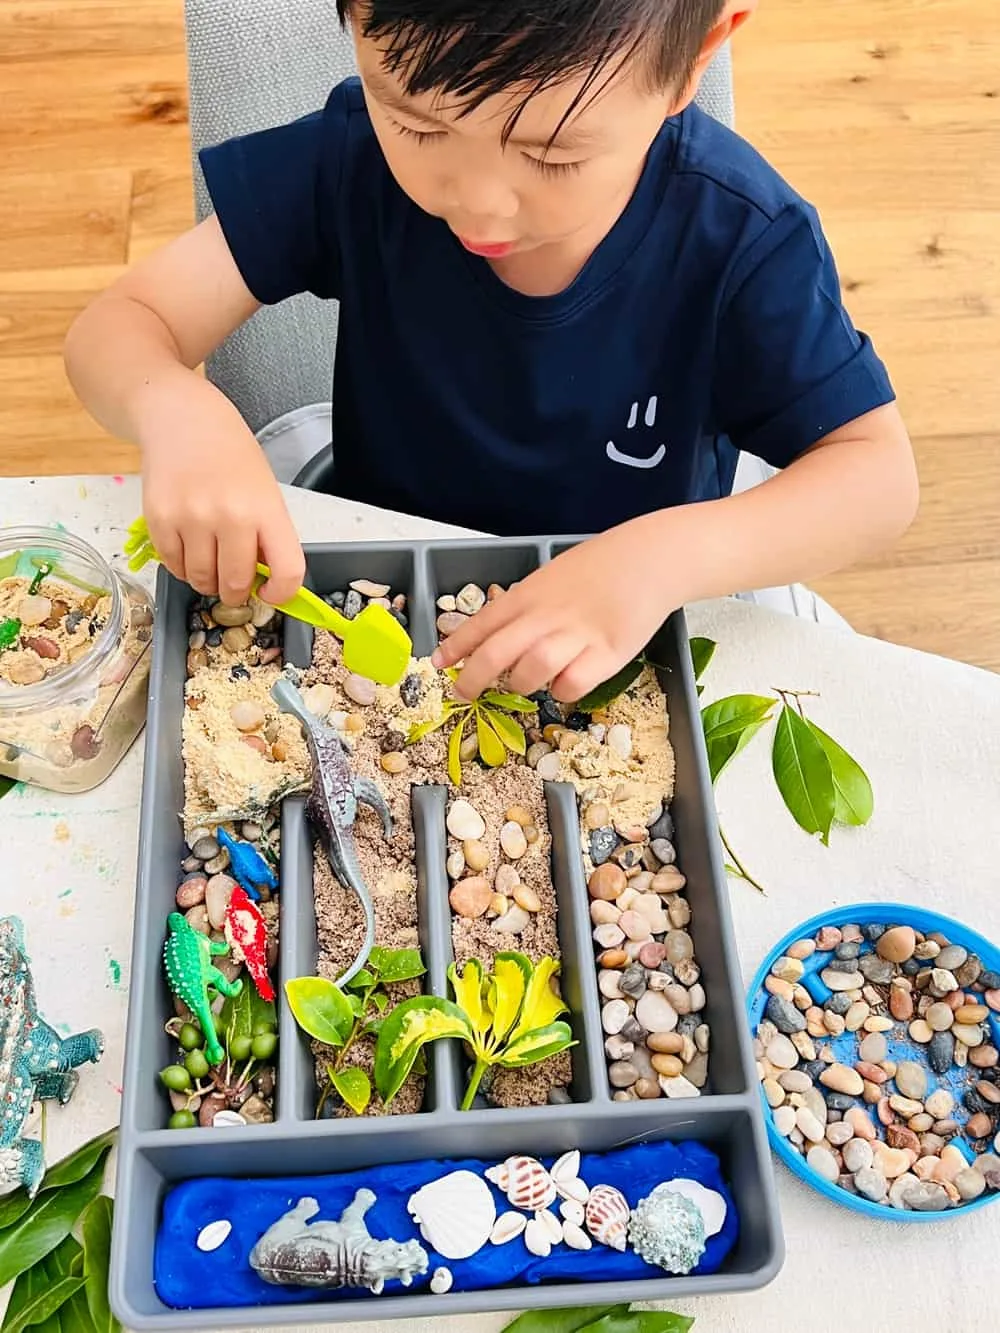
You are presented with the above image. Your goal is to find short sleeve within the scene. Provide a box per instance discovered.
[198,84,351,305]
[711,203,895,467]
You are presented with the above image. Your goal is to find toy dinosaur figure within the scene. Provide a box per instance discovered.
[271,675,392,986]
[0,916,104,1197]
[163,912,243,1065]
[249,1189,428,1294]
[215,826,278,901]
[224,885,274,1002]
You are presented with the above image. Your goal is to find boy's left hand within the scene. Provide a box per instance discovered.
[431,516,674,703]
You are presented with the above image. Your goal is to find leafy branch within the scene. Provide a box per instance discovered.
[501,1304,693,1332]
[0,1127,120,1332]
[285,946,426,1116]
[406,669,535,785]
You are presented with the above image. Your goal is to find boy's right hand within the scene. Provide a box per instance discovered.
[138,369,305,608]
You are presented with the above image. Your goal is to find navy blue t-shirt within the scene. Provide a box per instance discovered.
[200,78,894,536]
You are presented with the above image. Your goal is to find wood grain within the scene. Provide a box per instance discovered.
[0,0,997,670]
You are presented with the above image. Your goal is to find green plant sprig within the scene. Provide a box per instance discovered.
[285,946,426,1116]
[374,952,575,1110]
[406,668,536,784]
[501,1303,693,1332]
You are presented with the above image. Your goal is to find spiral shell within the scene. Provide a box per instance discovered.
[584,1183,629,1251]
[485,1155,557,1211]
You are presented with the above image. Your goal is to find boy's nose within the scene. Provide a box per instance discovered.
[446,172,518,223]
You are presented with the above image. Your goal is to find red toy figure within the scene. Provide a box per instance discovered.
[223,886,275,1002]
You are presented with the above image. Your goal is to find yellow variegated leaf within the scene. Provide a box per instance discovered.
[476,711,506,766]
[488,953,530,1043]
[406,704,462,745]
[448,959,486,1033]
[485,708,526,755]
[509,955,567,1042]
[495,1021,575,1068]
[482,689,537,713]
[444,666,460,682]
[447,718,464,786]
[374,996,472,1105]
[389,1004,470,1065]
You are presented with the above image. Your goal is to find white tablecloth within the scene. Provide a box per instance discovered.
[2,475,998,1333]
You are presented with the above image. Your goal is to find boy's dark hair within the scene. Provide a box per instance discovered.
[339,0,725,142]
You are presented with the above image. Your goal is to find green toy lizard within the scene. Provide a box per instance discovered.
[163,911,243,1065]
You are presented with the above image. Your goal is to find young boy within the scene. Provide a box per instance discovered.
[65,0,918,703]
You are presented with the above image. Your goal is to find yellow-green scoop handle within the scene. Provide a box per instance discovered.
[124,516,412,686]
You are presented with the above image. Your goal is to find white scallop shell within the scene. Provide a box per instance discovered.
[211,1110,246,1128]
[585,1183,629,1251]
[558,1176,590,1203]
[430,1267,453,1294]
[562,1220,593,1250]
[195,1219,232,1252]
[656,1177,727,1238]
[485,1155,557,1210]
[408,1170,496,1259]
[490,1211,528,1246]
[559,1199,585,1226]
[551,1149,581,1184]
[535,1208,563,1245]
[524,1218,552,1258]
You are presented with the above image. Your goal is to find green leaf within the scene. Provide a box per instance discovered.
[362,1019,384,1038]
[484,707,527,755]
[701,694,775,748]
[501,1307,628,1333]
[39,1129,117,1194]
[508,955,567,1043]
[220,983,275,1045]
[374,996,471,1105]
[494,1020,575,1068]
[481,689,537,714]
[689,636,717,682]
[80,1195,119,1332]
[3,1235,87,1333]
[369,946,426,984]
[487,953,530,1043]
[371,992,390,1013]
[447,959,487,1033]
[346,994,365,1018]
[447,717,464,786]
[580,1312,694,1333]
[0,1152,110,1289]
[573,659,643,713]
[806,720,874,827]
[771,703,836,845]
[706,715,771,785]
[32,1286,99,1332]
[283,976,353,1048]
[406,706,463,745]
[329,1067,372,1116]
[0,1190,33,1229]
[476,711,506,767]
[345,968,376,991]
[0,774,16,800]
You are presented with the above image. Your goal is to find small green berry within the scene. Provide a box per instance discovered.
[159,1064,192,1092]
[178,1023,203,1051]
[168,1110,197,1130]
[251,1032,277,1060]
[185,1050,210,1080]
[252,1018,276,1037]
[229,1035,253,1061]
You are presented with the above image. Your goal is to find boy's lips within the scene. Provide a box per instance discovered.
[458,236,516,258]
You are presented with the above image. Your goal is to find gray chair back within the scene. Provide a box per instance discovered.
[184,1,735,432]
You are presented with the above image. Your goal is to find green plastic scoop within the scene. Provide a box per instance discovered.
[124,516,412,686]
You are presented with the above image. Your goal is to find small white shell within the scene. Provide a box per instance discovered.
[551,1149,580,1183]
[656,1177,727,1238]
[524,1217,552,1258]
[562,1220,593,1251]
[490,1211,528,1246]
[535,1208,563,1245]
[559,1199,585,1226]
[429,1267,453,1294]
[485,1155,558,1211]
[408,1170,496,1259]
[195,1219,232,1252]
[211,1110,246,1128]
[558,1176,590,1203]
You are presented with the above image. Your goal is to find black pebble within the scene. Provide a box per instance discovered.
[390,609,408,628]
[88,617,103,637]
[343,590,363,620]
[187,611,203,633]
[328,590,346,607]
[657,962,675,978]
[589,827,618,865]
[979,969,1000,990]
[380,731,406,754]
[901,959,921,976]
[206,628,223,647]
[648,807,675,842]
[964,1089,993,1115]
[862,923,886,941]
[801,1060,827,1082]
[620,1018,644,1044]
[825,993,853,1015]
[399,673,423,709]
[530,691,564,729]
[564,710,589,731]
[765,994,807,1034]
[825,1092,855,1111]
[619,964,648,999]
[928,1030,955,1074]
[677,1015,699,1038]
[835,941,861,960]
[230,664,250,681]
[826,958,861,974]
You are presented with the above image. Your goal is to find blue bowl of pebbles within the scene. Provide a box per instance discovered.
[748,903,1000,1221]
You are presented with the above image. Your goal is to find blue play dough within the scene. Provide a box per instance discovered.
[155,1140,738,1309]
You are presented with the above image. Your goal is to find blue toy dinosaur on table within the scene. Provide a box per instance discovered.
[0,916,104,1197]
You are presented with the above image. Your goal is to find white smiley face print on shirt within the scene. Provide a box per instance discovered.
[606,397,667,470]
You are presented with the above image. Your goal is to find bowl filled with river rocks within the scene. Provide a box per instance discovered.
[749,903,1000,1221]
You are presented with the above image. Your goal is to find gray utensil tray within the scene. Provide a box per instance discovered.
[111,536,783,1329]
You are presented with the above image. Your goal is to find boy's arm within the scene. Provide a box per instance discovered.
[64,215,306,606]
[434,402,918,701]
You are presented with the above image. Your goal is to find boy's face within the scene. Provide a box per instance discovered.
[356,34,682,260]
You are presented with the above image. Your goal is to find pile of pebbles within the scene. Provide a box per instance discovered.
[446,797,544,934]
[756,918,1000,1210]
[186,593,284,672]
[327,578,409,629]
[436,582,499,638]
[589,802,708,1101]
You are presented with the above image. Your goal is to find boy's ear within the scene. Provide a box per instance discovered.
[669,1,758,113]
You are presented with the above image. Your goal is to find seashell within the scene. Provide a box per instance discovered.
[430,1266,453,1294]
[195,1219,232,1252]
[490,1211,527,1246]
[211,1110,246,1128]
[655,1177,727,1238]
[551,1149,581,1184]
[559,1199,585,1226]
[628,1182,706,1275]
[485,1155,557,1211]
[562,1220,593,1251]
[408,1170,496,1259]
[584,1184,629,1251]
[524,1218,552,1258]
[535,1208,563,1245]
[559,1176,591,1204]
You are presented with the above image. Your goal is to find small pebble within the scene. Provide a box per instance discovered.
[903,1181,951,1211]
[927,1031,955,1073]
[825,1121,854,1147]
[926,1001,954,1032]
[499,821,528,860]
[455,583,486,615]
[858,1032,887,1064]
[765,994,806,1035]
[820,968,864,992]
[765,1035,799,1070]
[843,1138,874,1173]
[819,1064,864,1096]
[221,626,251,653]
[815,926,842,951]
[493,904,530,935]
[609,1061,639,1089]
[966,1113,993,1140]
[659,1074,700,1099]
[876,925,916,963]
[894,1061,927,1101]
[447,800,486,840]
[845,1107,877,1141]
[797,1108,826,1142]
[380,751,408,774]
[806,1146,840,1183]
[602,1000,631,1035]
[635,990,679,1033]
[908,1019,934,1044]
[342,673,376,706]
[513,885,541,913]
[854,1167,888,1202]
[606,724,633,760]
[429,1266,453,1294]
[449,876,492,919]
[935,944,967,971]
[437,611,468,637]
[970,1045,999,1069]
[889,988,914,1022]
[773,1105,797,1136]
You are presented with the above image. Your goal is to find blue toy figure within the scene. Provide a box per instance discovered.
[215,827,278,900]
[0,916,104,1197]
